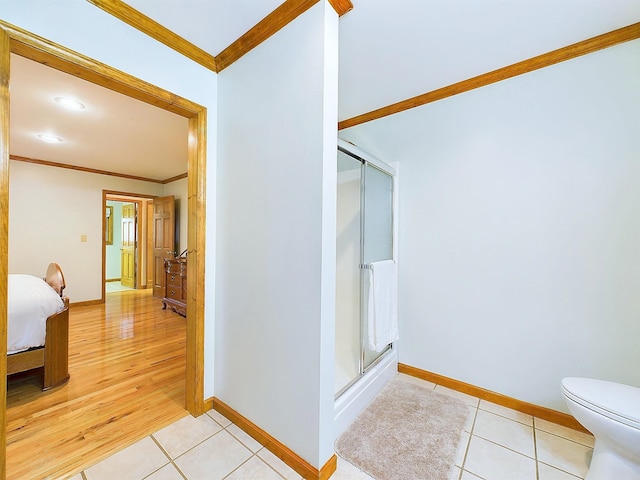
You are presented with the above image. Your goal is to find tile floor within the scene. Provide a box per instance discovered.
[68,374,594,480]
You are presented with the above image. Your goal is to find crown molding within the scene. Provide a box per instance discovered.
[215,0,320,72]
[328,0,353,17]
[86,0,217,72]
[10,154,186,184]
[339,22,640,130]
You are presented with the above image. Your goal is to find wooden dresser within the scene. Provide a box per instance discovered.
[162,256,187,317]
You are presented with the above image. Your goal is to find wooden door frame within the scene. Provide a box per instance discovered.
[0,22,207,478]
[103,192,156,297]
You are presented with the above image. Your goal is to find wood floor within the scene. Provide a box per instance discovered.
[6,289,188,480]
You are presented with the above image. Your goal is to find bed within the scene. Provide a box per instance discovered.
[7,263,70,390]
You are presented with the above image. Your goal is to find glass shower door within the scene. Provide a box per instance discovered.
[335,146,395,397]
[335,151,363,395]
[361,163,394,370]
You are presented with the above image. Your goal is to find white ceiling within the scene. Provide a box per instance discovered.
[9,0,640,180]
[10,54,189,181]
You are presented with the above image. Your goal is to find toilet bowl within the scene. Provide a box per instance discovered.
[561,377,640,480]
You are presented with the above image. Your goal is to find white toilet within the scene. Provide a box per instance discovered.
[561,377,640,480]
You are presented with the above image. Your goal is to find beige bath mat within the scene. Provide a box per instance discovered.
[335,377,470,480]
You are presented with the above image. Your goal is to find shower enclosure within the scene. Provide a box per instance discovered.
[335,139,397,411]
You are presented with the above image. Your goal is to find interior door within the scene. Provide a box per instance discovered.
[120,203,136,288]
[152,195,175,298]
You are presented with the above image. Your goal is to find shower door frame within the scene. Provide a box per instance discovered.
[336,138,397,399]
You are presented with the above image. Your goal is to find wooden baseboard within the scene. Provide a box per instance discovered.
[211,397,337,480]
[70,299,104,307]
[105,278,121,282]
[398,363,590,434]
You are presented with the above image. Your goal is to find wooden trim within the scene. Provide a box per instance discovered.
[10,154,187,184]
[1,20,202,118]
[339,22,640,130]
[328,0,353,17]
[212,398,337,480]
[215,0,320,72]
[69,299,105,307]
[398,363,591,434]
[318,454,338,480]
[0,26,10,480]
[162,172,188,184]
[11,154,163,183]
[185,112,206,416]
[86,0,217,73]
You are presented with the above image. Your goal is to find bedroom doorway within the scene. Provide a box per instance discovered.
[0,23,207,477]
[103,193,157,296]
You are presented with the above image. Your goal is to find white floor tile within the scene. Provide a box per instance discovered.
[152,413,223,459]
[84,436,169,480]
[397,373,436,389]
[464,405,478,432]
[227,423,263,452]
[174,430,252,480]
[67,475,83,480]
[534,418,594,447]
[76,381,598,480]
[479,400,533,426]
[450,466,462,480]
[206,408,233,427]
[332,457,375,479]
[536,430,592,478]
[435,385,481,407]
[225,456,284,480]
[538,462,584,480]
[456,432,470,467]
[460,470,484,480]
[144,463,185,480]
[464,435,536,480]
[472,409,535,458]
[257,447,303,480]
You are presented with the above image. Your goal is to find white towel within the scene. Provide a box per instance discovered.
[367,260,399,352]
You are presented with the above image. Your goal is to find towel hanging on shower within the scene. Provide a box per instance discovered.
[366,260,398,352]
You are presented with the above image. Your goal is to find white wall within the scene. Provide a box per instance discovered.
[341,39,640,412]
[2,0,218,397]
[215,1,338,468]
[9,161,163,301]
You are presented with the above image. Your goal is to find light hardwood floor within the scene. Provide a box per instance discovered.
[6,289,188,480]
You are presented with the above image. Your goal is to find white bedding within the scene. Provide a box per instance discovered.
[7,274,65,355]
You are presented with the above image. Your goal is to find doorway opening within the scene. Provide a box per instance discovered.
[0,22,207,476]
[103,192,157,297]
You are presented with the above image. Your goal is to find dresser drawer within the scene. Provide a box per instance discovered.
[166,286,183,301]
[167,273,182,288]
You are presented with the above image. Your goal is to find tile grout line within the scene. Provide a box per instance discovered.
[214,414,290,480]
[148,433,188,480]
[458,403,482,479]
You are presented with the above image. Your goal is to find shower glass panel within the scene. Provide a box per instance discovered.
[362,163,394,370]
[335,151,363,396]
[335,143,395,398]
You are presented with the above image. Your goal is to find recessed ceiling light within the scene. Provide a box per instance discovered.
[37,133,64,143]
[54,96,86,110]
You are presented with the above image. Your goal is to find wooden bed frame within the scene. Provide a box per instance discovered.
[6,263,70,390]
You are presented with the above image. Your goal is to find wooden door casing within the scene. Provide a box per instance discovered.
[152,195,175,298]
